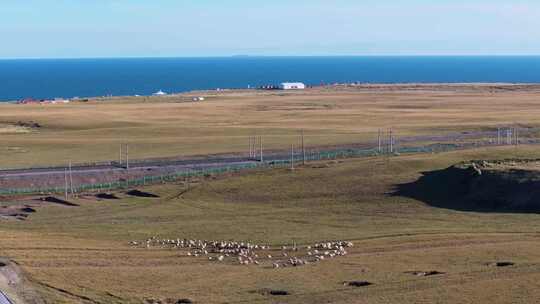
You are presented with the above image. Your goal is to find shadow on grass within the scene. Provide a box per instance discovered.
[96,193,120,200]
[393,165,540,214]
[36,196,79,207]
[126,190,160,198]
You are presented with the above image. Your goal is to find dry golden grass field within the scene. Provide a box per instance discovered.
[1,84,540,168]
[2,85,540,303]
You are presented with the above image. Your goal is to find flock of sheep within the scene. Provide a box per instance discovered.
[130,237,354,268]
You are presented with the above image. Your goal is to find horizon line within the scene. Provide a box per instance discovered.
[2,54,540,60]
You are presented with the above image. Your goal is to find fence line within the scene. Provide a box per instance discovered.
[0,140,485,196]
[2,125,535,173]
[3,122,539,196]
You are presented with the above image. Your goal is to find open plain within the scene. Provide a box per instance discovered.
[2,84,540,168]
[2,84,540,303]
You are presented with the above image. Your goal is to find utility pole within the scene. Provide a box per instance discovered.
[389,128,394,154]
[254,136,258,159]
[69,161,74,196]
[301,130,306,166]
[291,144,295,170]
[119,144,123,166]
[252,136,256,158]
[385,129,391,167]
[254,136,258,158]
[259,136,263,162]
[64,168,69,200]
[497,127,501,145]
[249,136,253,158]
[126,144,130,170]
[378,129,382,153]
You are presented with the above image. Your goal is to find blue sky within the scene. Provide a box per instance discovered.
[1,0,539,58]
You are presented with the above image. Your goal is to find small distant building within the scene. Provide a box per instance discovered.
[39,98,69,104]
[153,90,167,96]
[17,98,40,105]
[192,97,205,102]
[280,82,306,90]
[53,98,70,104]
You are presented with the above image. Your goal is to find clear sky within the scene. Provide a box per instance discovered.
[1,0,539,58]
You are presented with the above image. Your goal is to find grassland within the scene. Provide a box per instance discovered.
[2,85,540,303]
[1,146,540,303]
[2,85,540,168]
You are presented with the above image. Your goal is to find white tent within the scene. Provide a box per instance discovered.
[153,90,167,96]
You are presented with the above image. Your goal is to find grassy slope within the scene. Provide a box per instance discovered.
[2,146,540,303]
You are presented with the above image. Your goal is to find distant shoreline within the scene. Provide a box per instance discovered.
[3,82,540,103]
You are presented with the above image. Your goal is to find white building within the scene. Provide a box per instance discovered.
[55,98,70,104]
[280,82,306,90]
[44,98,70,104]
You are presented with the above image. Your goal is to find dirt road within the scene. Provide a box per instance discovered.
[0,291,13,304]
[0,260,22,304]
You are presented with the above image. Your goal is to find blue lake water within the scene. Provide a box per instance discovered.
[1,56,540,101]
